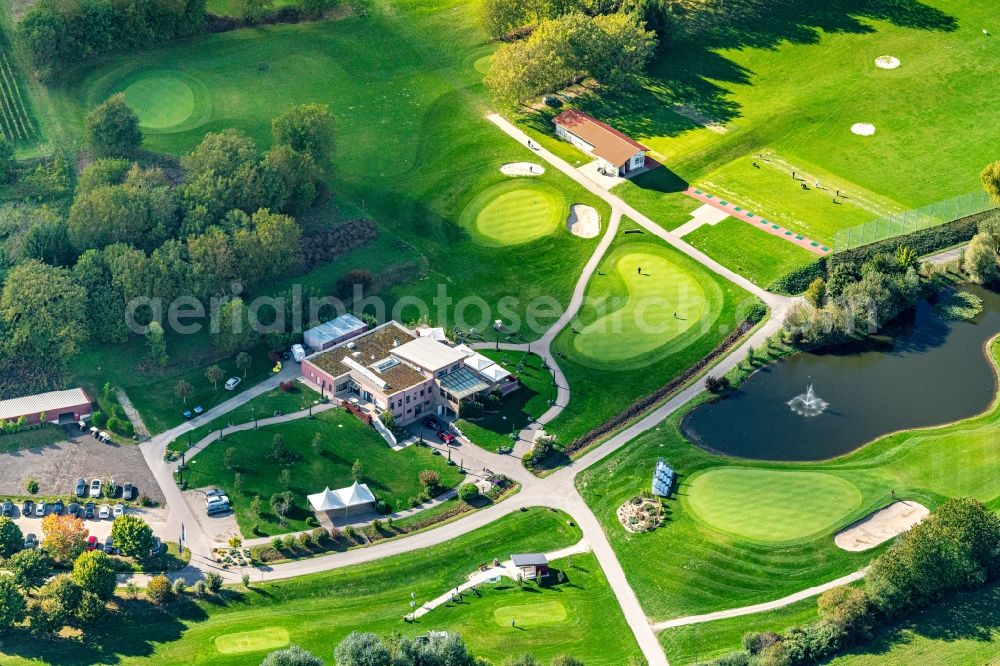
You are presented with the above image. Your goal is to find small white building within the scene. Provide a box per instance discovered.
[553,109,649,176]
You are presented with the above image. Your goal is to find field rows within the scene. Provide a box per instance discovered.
[0,49,35,143]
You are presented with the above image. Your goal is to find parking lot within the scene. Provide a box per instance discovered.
[181,487,240,543]
[6,506,171,543]
[0,426,164,504]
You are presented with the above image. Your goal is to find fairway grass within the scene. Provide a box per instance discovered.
[0,510,642,665]
[461,180,567,246]
[214,627,290,655]
[685,217,816,288]
[493,601,568,627]
[546,222,753,445]
[571,244,710,366]
[577,337,1000,621]
[686,468,862,542]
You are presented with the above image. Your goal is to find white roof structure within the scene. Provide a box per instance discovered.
[392,337,471,373]
[463,352,495,372]
[415,326,448,342]
[0,388,91,421]
[477,363,512,383]
[307,482,377,512]
[459,351,512,383]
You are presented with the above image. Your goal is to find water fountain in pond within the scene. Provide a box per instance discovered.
[788,383,828,417]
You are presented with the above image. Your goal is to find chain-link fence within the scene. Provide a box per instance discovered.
[833,191,995,252]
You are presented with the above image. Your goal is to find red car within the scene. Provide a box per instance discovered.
[86,535,98,551]
[437,431,456,445]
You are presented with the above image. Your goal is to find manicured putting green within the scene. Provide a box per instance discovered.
[686,468,862,542]
[494,601,568,627]
[214,626,290,654]
[123,74,196,129]
[461,180,566,246]
[573,246,707,364]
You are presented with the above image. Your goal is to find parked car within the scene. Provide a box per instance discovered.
[84,502,96,519]
[21,500,33,516]
[206,494,230,507]
[113,504,125,518]
[98,504,111,519]
[206,501,231,516]
[52,500,65,515]
[103,536,115,554]
[150,536,163,556]
[86,535,98,551]
[68,502,81,517]
[437,431,456,445]
[122,482,134,501]
[23,534,37,549]
[75,478,87,497]
[224,377,241,391]
[1,501,12,517]
[89,479,102,498]
[422,416,441,430]
[291,344,306,362]
[205,488,225,498]
[34,501,46,517]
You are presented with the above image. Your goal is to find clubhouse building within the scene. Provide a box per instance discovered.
[553,109,649,176]
[300,320,519,425]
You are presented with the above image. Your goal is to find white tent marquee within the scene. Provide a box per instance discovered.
[307,482,377,516]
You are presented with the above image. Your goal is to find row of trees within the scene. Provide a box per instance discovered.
[706,498,1000,666]
[17,0,207,80]
[486,12,656,105]
[964,214,1000,285]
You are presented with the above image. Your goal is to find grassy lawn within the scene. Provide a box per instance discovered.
[685,217,817,288]
[659,597,820,665]
[455,351,553,452]
[167,385,321,455]
[206,0,298,16]
[546,220,755,445]
[577,337,1000,622]
[51,2,610,342]
[181,408,463,536]
[0,509,640,665]
[517,0,999,265]
[0,425,67,454]
[828,580,1000,665]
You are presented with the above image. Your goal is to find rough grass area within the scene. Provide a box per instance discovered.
[181,408,462,536]
[547,221,753,446]
[685,217,816,287]
[0,510,640,665]
[456,351,553,452]
[0,425,67,454]
[659,597,820,665]
[577,338,1000,622]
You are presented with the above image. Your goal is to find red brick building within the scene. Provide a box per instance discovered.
[0,388,93,426]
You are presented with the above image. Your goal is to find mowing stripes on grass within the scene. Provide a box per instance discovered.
[214,627,290,654]
[685,468,862,542]
[461,180,567,246]
[494,601,568,627]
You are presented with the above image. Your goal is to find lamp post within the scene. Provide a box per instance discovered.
[252,406,257,429]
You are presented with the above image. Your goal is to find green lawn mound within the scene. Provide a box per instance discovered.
[572,245,708,365]
[494,601,568,628]
[686,468,862,542]
[462,180,566,246]
[474,54,493,75]
[123,73,197,130]
[214,626,290,654]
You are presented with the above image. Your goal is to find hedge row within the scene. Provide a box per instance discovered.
[767,207,998,295]
[562,307,764,457]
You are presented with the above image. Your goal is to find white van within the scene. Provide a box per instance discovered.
[291,344,306,363]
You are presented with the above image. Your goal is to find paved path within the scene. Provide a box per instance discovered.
[922,243,967,265]
[684,187,830,255]
[122,114,813,666]
[651,569,867,630]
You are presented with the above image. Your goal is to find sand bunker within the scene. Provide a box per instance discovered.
[834,501,929,552]
[566,204,599,238]
[500,162,544,177]
[851,123,876,136]
[875,55,901,70]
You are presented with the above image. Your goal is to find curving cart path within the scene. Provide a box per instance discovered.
[132,113,819,666]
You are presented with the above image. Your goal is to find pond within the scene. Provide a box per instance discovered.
[682,287,1000,461]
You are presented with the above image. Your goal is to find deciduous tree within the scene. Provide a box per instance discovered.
[146,321,169,367]
[41,514,88,563]
[0,516,24,559]
[982,160,1000,205]
[175,379,195,404]
[205,364,225,389]
[262,644,325,666]
[965,232,999,285]
[272,104,335,166]
[71,550,117,600]
[0,576,26,629]
[7,548,52,591]
[85,94,142,157]
[110,515,155,559]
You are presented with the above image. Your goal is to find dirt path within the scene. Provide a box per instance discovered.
[116,390,150,438]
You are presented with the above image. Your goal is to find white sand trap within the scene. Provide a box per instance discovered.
[834,501,929,552]
[500,162,544,177]
[851,123,876,136]
[567,204,599,238]
[875,55,901,70]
